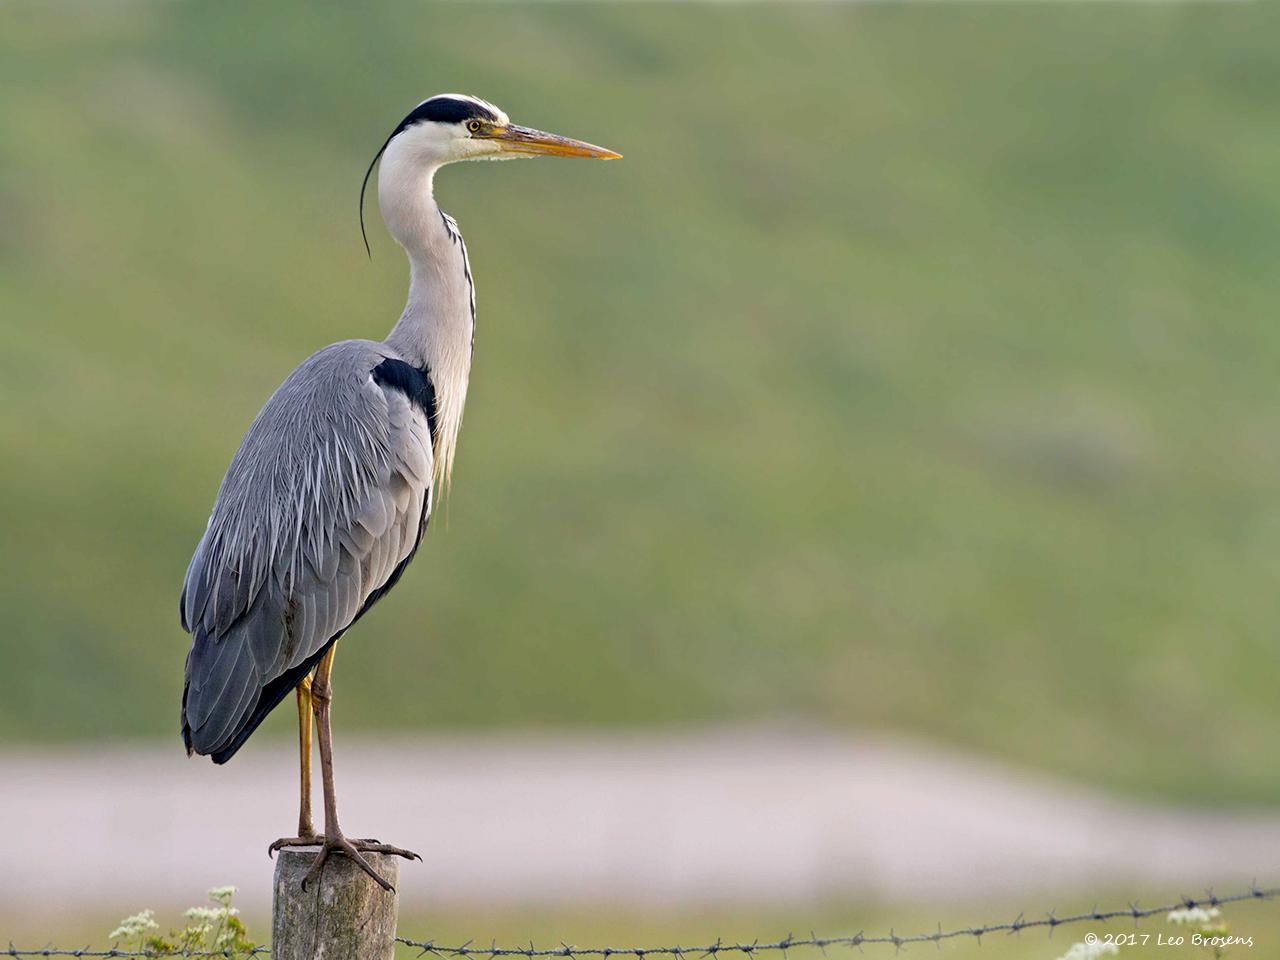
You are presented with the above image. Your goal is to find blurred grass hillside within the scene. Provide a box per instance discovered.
[2,2,1279,804]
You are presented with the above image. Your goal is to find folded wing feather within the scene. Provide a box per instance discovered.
[180,340,433,760]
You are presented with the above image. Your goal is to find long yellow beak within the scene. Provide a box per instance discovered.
[486,124,621,160]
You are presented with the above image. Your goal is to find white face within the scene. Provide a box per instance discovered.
[391,117,524,165]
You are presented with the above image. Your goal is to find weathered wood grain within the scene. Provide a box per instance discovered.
[272,847,399,960]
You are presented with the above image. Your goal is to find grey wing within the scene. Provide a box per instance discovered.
[179,342,434,763]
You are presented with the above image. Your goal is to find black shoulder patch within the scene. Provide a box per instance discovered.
[372,358,439,445]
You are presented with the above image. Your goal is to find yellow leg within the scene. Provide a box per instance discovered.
[312,645,339,835]
[271,642,418,888]
[296,676,315,838]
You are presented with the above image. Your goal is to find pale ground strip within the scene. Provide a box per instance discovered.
[2,726,1278,914]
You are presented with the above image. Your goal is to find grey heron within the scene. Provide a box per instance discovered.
[179,94,620,891]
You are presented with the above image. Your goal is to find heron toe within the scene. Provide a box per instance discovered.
[268,835,321,857]
[351,839,422,861]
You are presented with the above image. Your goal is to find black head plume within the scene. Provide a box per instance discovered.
[359,131,396,259]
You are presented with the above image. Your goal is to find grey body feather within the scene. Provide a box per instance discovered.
[180,340,435,761]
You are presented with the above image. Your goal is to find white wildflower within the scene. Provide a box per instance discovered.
[1056,940,1119,960]
[184,906,223,924]
[1168,906,1221,926]
[208,884,238,903]
[109,909,159,942]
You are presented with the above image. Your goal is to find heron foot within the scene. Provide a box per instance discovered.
[269,833,420,893]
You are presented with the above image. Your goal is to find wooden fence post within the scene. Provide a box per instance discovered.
[272,847,400,960]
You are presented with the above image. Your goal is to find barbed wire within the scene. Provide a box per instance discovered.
[11,883,1272,958]
[395,884,1277,956]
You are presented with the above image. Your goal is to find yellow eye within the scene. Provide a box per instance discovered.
[466,119,482,134]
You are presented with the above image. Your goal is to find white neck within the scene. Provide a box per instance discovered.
[379,149,475,491]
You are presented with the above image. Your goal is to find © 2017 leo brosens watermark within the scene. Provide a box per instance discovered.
[1083,931,1255,949]
[1069,906,1255,957]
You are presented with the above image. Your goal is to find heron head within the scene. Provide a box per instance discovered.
[361,94,620,253]
[384,94,621,164]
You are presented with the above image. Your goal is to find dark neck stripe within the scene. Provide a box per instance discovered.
[439,211,477,356]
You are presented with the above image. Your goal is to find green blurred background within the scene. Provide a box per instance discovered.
[3,0,1280,810]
